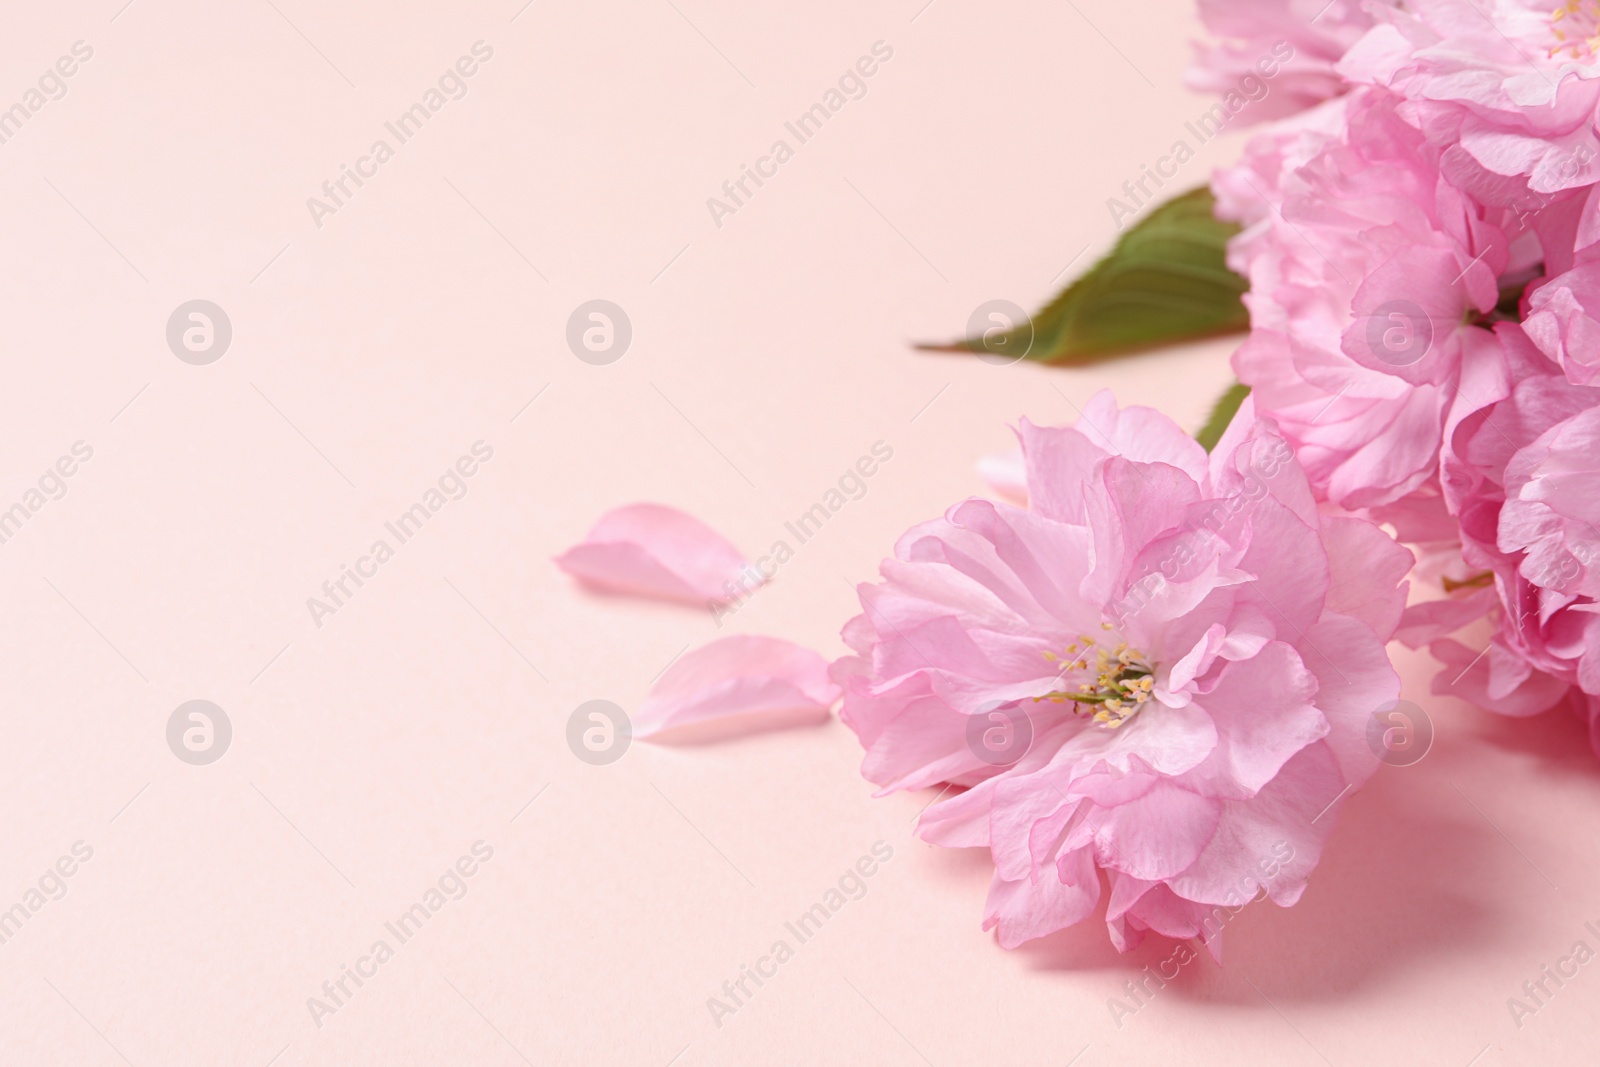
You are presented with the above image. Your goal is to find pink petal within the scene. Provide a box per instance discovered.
[1395,588,1497,649]
[1168,743,1346,908]
[1300,614,1396,791]
[1115,882,1234,961]
[1097,698,1219,778]
[1427,637,1568,718]
[634,635,839,739]
[1169,623,1228,693]
[1181,641,1329,799]
[1089,781,1221,882]
[988,777,1075,883]
[1078,390,1211,484]
[554,503,756,606]
[860,693,985,792]
[1320,516,1414,642]
[982,848,1101,949]
[917,783,993,848]
[1018,418,1107,524]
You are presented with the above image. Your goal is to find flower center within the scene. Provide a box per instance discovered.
[1034,623,1156,729]
[1550,1,1600,60]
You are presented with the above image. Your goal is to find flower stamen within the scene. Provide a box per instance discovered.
[1035,630,1156,728]
[1549,0,1600,59]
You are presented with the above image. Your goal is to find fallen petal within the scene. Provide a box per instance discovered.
[636,635,840,739]
[554,503,757,606]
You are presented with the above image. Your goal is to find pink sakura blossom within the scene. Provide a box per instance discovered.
[1208,0,1600,750]
[1403,325,1600,743]
[1190,0,1393,122]
[833,393,1410,953]
[1214,88,1511,509]
[1525,256,1600,385]
[1338,0,1600,201]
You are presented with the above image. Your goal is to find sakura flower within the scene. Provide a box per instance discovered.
[1215,89,1511,509]
[1190,0,1393,122]
[833,393,1410,953]
[1339,0,1600,201]
[1524,257,1600,385]
[1406,333,1600,742]
[1502,405,1600,599]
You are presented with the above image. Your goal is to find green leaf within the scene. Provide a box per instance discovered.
[1195,382,1249,452]
[918,186,1249,364]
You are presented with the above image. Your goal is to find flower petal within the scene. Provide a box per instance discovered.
[1428,637,1568,717]
[1320,516,1414,642]
[634,635,838,738]
[1168,742,1346,907]
[1078,390,1211,484]
[982,848,1101,949]
[555,503,755,606]
[1089,780,1222,881]
[1395,588,1497,649]
[1179,641,1329,799]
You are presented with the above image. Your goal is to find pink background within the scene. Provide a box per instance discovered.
[1,1,1597,1063]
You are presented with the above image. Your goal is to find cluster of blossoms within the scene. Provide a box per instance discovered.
[563,0,1600,960]
[829,0,1600,953]
[1209,0,1600,746]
